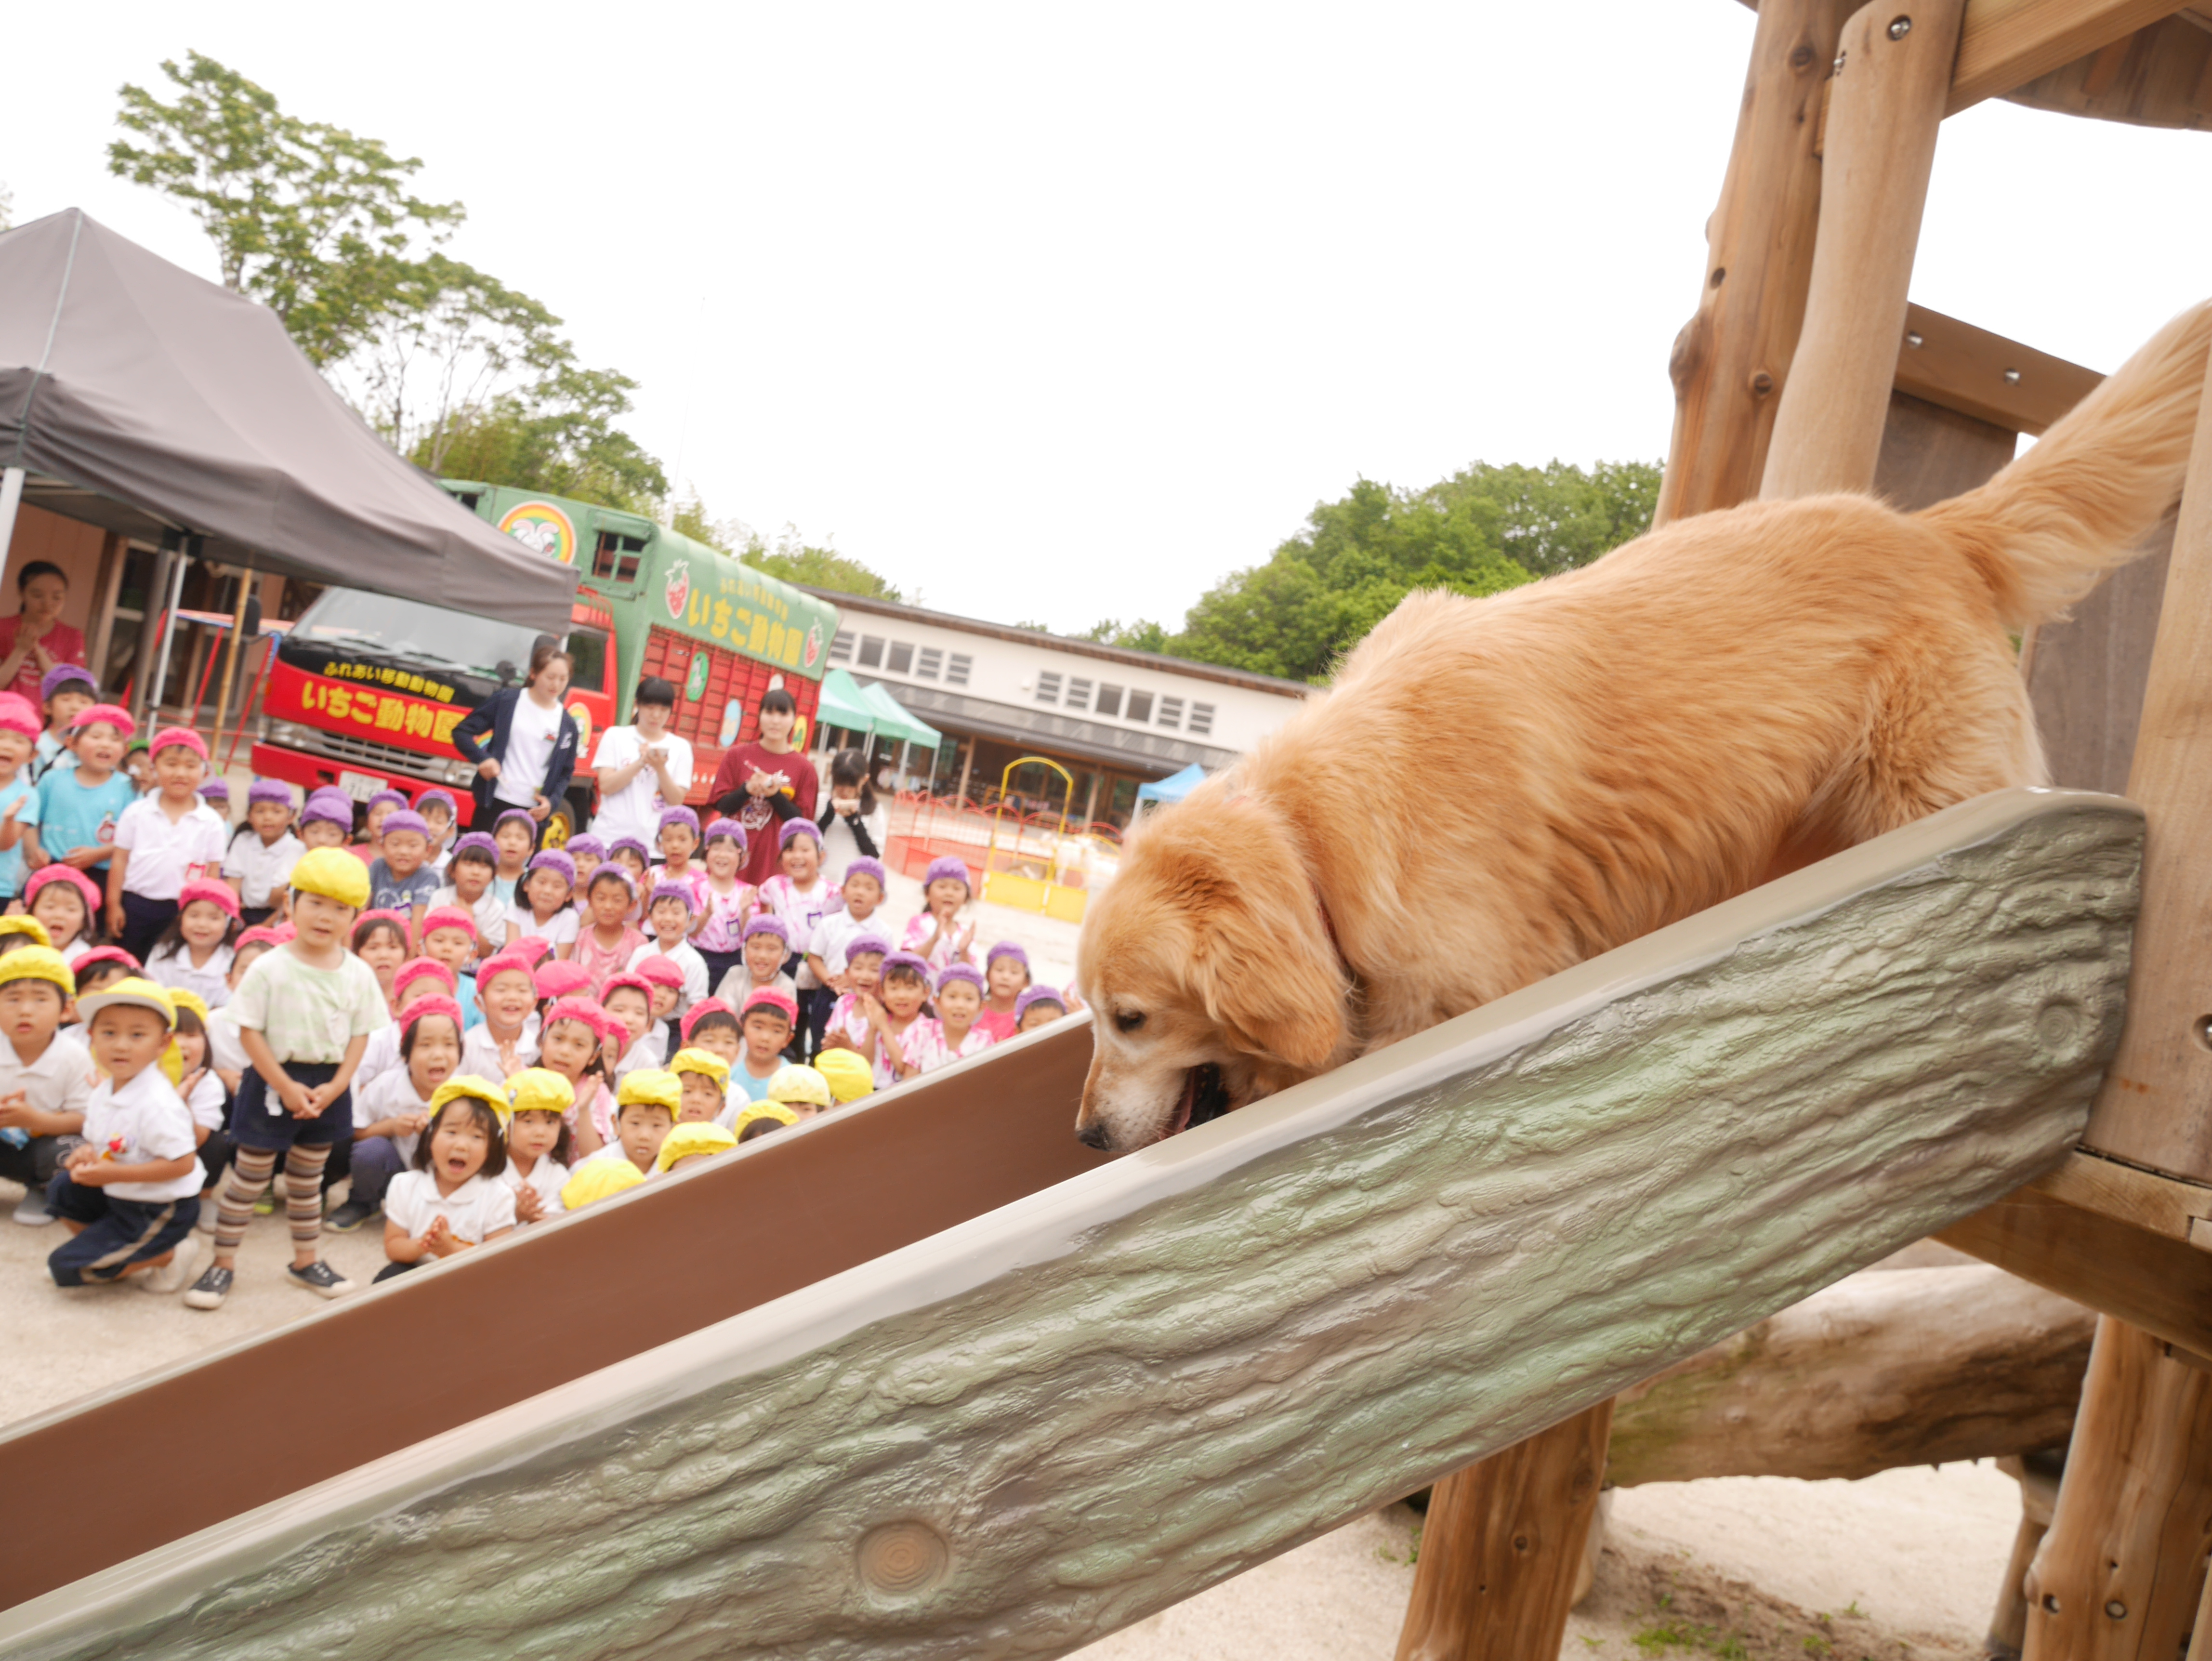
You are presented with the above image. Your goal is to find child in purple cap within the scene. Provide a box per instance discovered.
[1014,985,1070,1034]
[489,808,536,908]
[692,818,755,995]
[367,810,441,932]
[626,879,707,1012]
[902,855,976,972]
[221,780,303,927]
[298,789,354,851]
[714,913,797,1009]
[361,789,408,851]
[198,777,232,826]
[976,941,1032,1042]
[902,962,997,1075]
[573,864,645,996]
[756,818,833,1052]
[653,805,708,916]
[803,853,890,1055]
[817,931,891,1063]
[511,849,579,958]
[563,832,604,897]
[606,836,650,923]
[413,789,458,873]
[31,663,96,786]
[430,831,507,962]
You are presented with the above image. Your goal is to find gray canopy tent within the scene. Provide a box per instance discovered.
[0,210,579,697]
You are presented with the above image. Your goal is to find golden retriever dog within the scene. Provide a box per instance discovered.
[1075,300,2212,1152]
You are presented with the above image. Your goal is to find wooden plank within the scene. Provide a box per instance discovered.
[2028,1147,2212,1240]
[1938,1187,2212,1355]
[1654,0,1860,526]
[1872,389,2021,509]
[0,789,2139,1659]
[1895,302,2105,435]
[2081,332,2212,1180]
[2022,515,2172,794]
[2022,1318,2212,1659]
[1949,0,2195,112]
[1762,0,1969,500]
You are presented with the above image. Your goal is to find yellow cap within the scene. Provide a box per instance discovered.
[560,1156,646,1209]
[77,976,176,1029]
[507,1067,576,1119]
[0,915,54,949]
[615,1068,681,1115]
[290,845,371,910]
[668,1046,731,1088]
[164,987,211,1027]
[812,1046,875,1104]
[656,1121,738,1171]
[428,1074,512,1131]
[732,1101,801,1139]
[766,1064,832,1109]
[0,945,74,999]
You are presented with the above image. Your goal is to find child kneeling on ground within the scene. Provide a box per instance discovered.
[46,976,205,1294]
[376,1076,516,1281]
[0,945,94,1226]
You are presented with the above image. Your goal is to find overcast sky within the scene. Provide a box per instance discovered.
[8,3,2211,634]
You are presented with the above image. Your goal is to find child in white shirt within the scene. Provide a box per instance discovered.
[0,945,94,1226]
[222,780,303,926]
[375,1076,517,1281]
[107,728,228,963]
[627,882,708,1013]
[143,878,239,1009]
[328,994,464,1233]
[500,1068,573,1224]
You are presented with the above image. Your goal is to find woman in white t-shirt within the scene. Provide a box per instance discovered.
[590,676,695,846]
[450,643,581,846]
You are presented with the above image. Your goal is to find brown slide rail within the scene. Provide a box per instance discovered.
[0,1023,1109,1610]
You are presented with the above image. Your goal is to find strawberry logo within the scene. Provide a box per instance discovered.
[803,622,823,668]
[665,560,691,622]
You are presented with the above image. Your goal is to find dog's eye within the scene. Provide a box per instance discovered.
[1115,1010,1147,1034]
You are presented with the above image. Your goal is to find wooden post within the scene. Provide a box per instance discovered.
[1396,1400,1612,1661]
[2080,332,2212,1182]
[208,567,252,762]
[2022,1318,2212,1660]
[1653,0,1858,527]
[1759,0,1968,500]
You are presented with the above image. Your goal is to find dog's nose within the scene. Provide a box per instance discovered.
[1075,1120,1112,1151]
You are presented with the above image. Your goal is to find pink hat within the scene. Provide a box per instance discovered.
[25,865,101,916]
[395,957,456,999]
[353,908,409,943]
[177,878,240,922]
[534,960,592,1001]
[149,726,208,760]
[419,905,477,942]
[475,951,536,989]
[68,703,136,738]
[0,693,40,740]
[544,995,619,1041]
[399,994,463,1033]
[236,924,290,952]
[72,945,141,976]
[509,935,553,967]
[599,971,653,1006]
[633,954,685,989]
[741,986,799,1025]
[680,997,736,1042]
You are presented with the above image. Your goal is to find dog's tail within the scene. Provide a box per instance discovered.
[1919,298,2212,630]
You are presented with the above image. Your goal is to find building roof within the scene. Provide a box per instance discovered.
[799,588,1312,699]
[851,676,1236,778]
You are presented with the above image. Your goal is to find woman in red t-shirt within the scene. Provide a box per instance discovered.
[0,562,86,703]
[709,687,820,888]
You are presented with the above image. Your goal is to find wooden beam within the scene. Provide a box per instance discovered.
[1895,302,2104,434]
[1948,0,2195,112]
[2028,1148,2212,1242]
[1938,1186,2212,1357]
[1762,0,1969,499]
[2080,329,2212,1181]
[1655,0,1860,525]
[2022,1318,2212,1660]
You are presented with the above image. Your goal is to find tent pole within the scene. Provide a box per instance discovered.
[0,468,24,580]
[147,540,191,727]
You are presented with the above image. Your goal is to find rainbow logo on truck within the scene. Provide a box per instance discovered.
[497,501,579,565]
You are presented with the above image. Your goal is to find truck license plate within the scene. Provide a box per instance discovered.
[338,771,383,802]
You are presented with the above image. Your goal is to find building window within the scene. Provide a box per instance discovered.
[592,531,646,584]
[917,647,942,680]
[1157,696,1183,730]
[1066,677,1092,712]
[1188,702,1215,736]
[946,653,972,687]
[1094,683,1123,717]
[828,631,855,664]
[1036,672,1062,705]
[857,635,885,669]
[888,640,914,675]
[1126,689,1154,723]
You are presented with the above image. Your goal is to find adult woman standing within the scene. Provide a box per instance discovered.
[708,687,819,889]
[451,642,582,842]
[0,563,86,704]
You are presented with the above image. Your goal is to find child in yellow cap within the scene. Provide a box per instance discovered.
[731,1101,799,1143]
[560,1156,644,1210]
[502,1068,574,1224]
[188,845,384,1311]
[668,1047,732,1125]
[765,1063,832,1121]
[47,977,206,1293]
[569,1068,679,1184]
[810,1046,875,1108]
[0,944,92,1227]
[376,1075,515,1281]
[657,1121,737,1173]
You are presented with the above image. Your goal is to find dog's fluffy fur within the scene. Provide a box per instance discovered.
[1075,300,2212,1152]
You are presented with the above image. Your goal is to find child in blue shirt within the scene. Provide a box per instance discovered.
[28,703,137,880]
[0,693,42,907]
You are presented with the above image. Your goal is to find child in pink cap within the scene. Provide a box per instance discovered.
[0,690,43,909]
[145,877,242,1009]
[27,702,136,892]
[106,726,227,962]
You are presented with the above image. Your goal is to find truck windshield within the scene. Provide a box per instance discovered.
[293,589,553,684]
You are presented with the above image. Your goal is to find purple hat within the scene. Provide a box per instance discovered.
[527,849,577,885]
[494,808,537,835]
[448,831,499,864]
[415,788,458,818]
[364,789,408,815]
[985,940,1029,969]
[246,779,292,808]
[564,833,606,859]
[608,836,650,863]
[880,951,934,984]
[649,880,697,913]
[301,795,352,830]
[778,817,822,849]
[846,931,892,961]
[198,778,230,801]
[380,810,430,839]
[1014,986,1068,1022]
[306,784,353,808]
[587,863,636,894]
[922,855,972,891]
[935,962,986,994]
[39,664,96,702]
[702,817,747,849]
[843,856,888,890]
[742,915,789,945]
[658,805,701,838]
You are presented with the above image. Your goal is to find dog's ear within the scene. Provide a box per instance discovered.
[1180,800,1348,1075]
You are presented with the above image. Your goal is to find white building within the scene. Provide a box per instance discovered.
[810,590,1310,827]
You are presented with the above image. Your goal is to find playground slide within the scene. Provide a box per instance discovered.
[0,789,2142,1660]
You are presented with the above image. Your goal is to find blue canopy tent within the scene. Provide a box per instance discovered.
[1136,763,1207,806]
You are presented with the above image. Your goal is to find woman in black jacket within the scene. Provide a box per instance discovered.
[451,642,582,840]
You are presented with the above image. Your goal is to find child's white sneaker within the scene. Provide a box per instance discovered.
[139,1232,202,1294]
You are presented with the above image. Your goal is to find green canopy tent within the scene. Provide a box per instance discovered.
[814,668,884,746]
[859,681,941,751]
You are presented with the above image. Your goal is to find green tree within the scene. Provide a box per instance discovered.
[1080,618,1173,654]
[664,496,903,602]
[426,374,668,514]
[108,51,462,366]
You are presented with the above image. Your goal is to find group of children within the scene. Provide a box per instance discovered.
[0,740,1081,1304]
